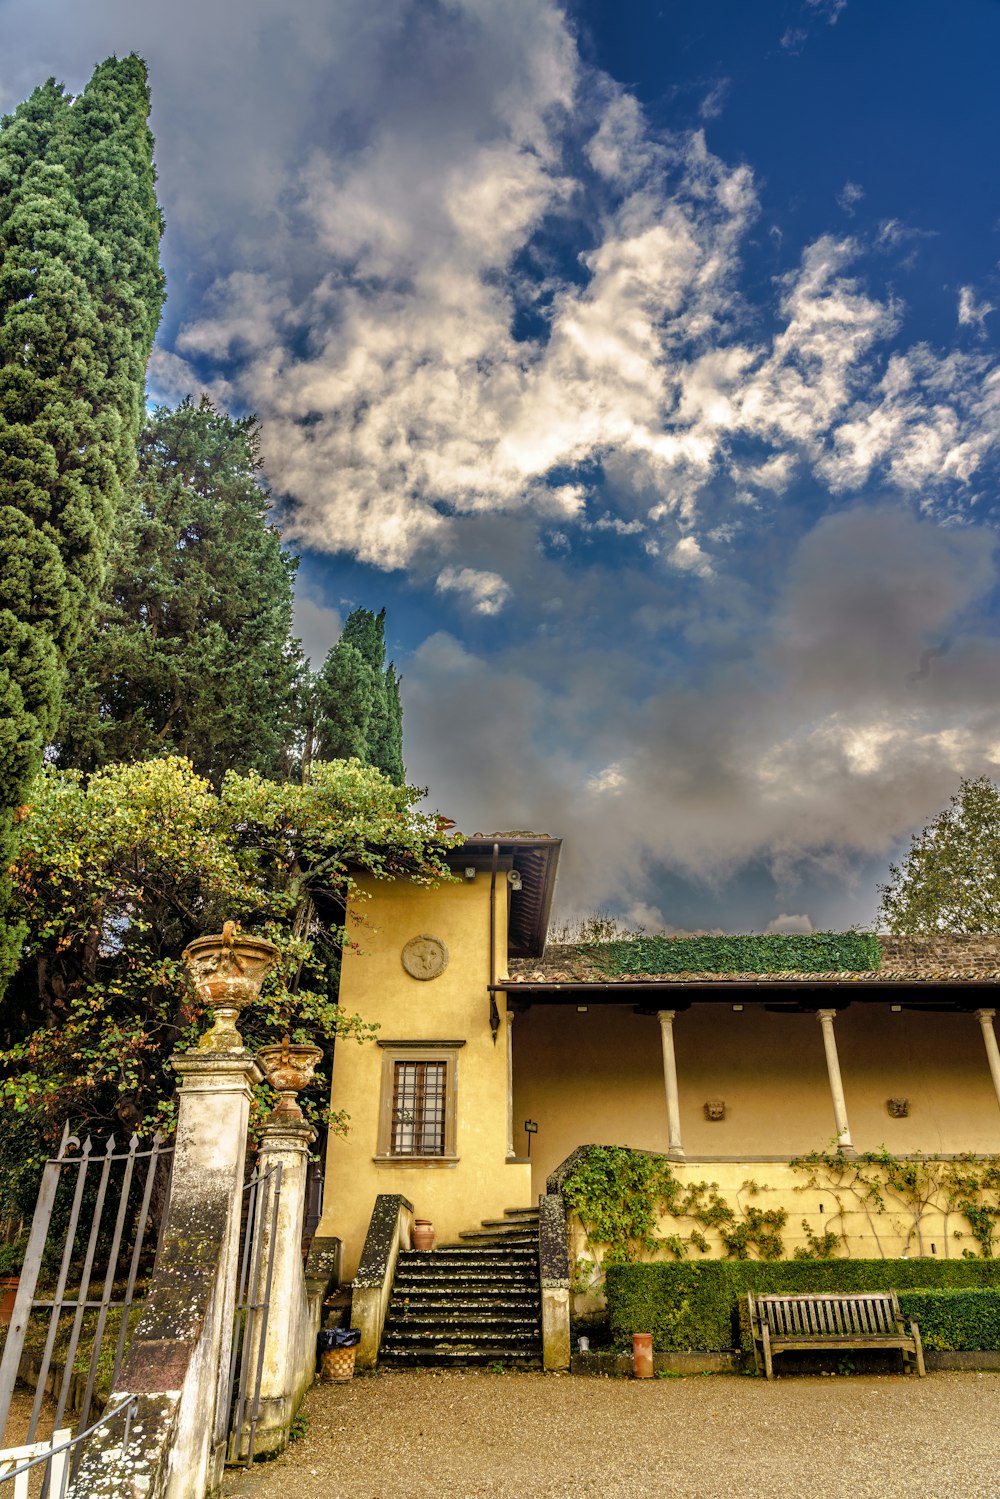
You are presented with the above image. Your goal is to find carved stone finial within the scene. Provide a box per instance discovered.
[257,1038,324,1122]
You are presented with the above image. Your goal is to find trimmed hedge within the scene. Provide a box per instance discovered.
[605,1260,1000,1352]
[897,1290,1000,1352]
[593,931,881,976]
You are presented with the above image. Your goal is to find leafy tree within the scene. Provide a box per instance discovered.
[311,607,404,783]
[879,777,1000,933]
[0,755,455,1210]
[0,56,163,987]
[57,399,304,783]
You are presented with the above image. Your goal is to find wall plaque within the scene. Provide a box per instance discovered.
[401,934,449,981]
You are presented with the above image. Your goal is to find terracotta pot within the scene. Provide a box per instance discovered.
[0,1276,19,1329]
[632,1332,654,1379]
[182,922,280,1050]
[412,1219,435,1251]
[257,1037,324,1122]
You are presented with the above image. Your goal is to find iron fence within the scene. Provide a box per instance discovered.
[225,1160,281,1468]
[0,1395,137,1499]
[0,1126,171,1488]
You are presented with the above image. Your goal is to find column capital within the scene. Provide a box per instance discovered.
[975,1008,997,1023]
[657,1009,677,1024]
[816,1008,839,1023]
[259,1117,316,1155]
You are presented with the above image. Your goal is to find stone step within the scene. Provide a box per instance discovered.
[380,1331,539,1355]
[458,1235,539,1247]
[400,1246,538,1262]
[380,1347,542,1368]
[385,1310,541,1329]
[503,1207,541,1220]
[393,1276,538,1295]
[389,1295,540,1313]
[479,1217,539,1229]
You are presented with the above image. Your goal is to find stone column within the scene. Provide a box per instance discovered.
[506,1007,515,1159]
[817,1009,855,1155]
[248,1114,317,1457]
[657,1011,684,1161]
[72,1045,262,1499]
[974,1009,1000,1116]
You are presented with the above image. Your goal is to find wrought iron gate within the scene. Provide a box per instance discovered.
[0,1126,170,1489]
[225,1160,281,1468]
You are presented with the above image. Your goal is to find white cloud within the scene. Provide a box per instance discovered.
[436,566,513,615]
[766,913,815,934]
[669,535,714,577]
[958,285,995,332]
[837,181,864,215]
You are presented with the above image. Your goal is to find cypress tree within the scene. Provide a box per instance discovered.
[313,608,404,783]
[0,56,163,986]
[57,399,304,784]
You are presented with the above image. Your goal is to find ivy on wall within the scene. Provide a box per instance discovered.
[562,1146,1000,1283]
[588,931,882,976]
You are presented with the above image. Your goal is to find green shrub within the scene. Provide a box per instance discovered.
[605,1259,1000,1351]
[592,931,881,976]
[897,1290,1000,1352]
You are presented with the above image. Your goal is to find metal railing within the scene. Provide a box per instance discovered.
[0,1395,136,1499]
[0,1126,171,1480]
[225,1161,281,1468]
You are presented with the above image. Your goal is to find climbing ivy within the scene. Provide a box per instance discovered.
[588,931,882,976]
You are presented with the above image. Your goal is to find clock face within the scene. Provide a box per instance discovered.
[401,934,449,981]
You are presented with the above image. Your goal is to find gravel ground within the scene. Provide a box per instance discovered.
[226,1369,1000,1499]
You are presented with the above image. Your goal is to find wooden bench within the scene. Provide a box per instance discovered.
[747,1291,925,1380]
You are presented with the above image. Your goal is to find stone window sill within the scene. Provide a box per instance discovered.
[372,1154,460,1165]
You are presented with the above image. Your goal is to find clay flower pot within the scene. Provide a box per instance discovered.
[257,1036,324,1121]
[182,921,280,1050]
[412,1219,435,1251]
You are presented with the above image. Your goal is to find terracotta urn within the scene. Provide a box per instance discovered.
[412,1218,435,1252]
[182,921,280,1051]
[257,1035,324,1122]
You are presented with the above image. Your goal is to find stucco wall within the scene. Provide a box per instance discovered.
[317,872,531,1279]
[513,1002,1000,1196]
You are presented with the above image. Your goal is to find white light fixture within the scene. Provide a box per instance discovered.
[891,1003,902,1013]
[732,1003,744,1012]
[577,1005,588,1013]
[464,866,477,881]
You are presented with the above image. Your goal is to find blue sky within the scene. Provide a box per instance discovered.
[4,0,1000,931]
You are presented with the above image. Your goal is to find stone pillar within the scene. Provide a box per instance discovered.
[817,1009,855,1155]
[72,1045,262,1499]
[247,1115,317,1458]
[974,1009,1000,1116]
[657,1011,684,1161]
[506,1007,515,1159]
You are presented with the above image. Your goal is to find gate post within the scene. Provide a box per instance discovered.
[69,1047,262,1499]
[247,1114,317,1455]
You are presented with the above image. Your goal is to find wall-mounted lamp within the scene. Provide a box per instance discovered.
[732,1004,744,1013]
[524,1119,538,1157]
[508,869,523,891]
[576,1005,588,1013]
[890,1003,902,1013]
[464,866,477,881]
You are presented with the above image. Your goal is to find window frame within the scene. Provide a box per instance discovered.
[374,1040,465,1163]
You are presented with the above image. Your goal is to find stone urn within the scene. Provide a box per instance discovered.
[257,1035,325,1122]
[182,921,281,1050]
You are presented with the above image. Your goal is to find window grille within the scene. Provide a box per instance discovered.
[390,1061,446,1156]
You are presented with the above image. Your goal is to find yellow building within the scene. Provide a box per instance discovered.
[317,833,1000,1283]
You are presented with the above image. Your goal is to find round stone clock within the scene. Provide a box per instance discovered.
[401,934,449,981]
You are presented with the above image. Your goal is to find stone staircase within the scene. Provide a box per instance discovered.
[379,1207,542,1368]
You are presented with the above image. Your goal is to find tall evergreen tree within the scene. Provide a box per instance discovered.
[312,607,404,783]
[57,399,304,784]
[0,56,164,988]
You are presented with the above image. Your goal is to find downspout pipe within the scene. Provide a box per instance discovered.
[489,841,500,1044]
